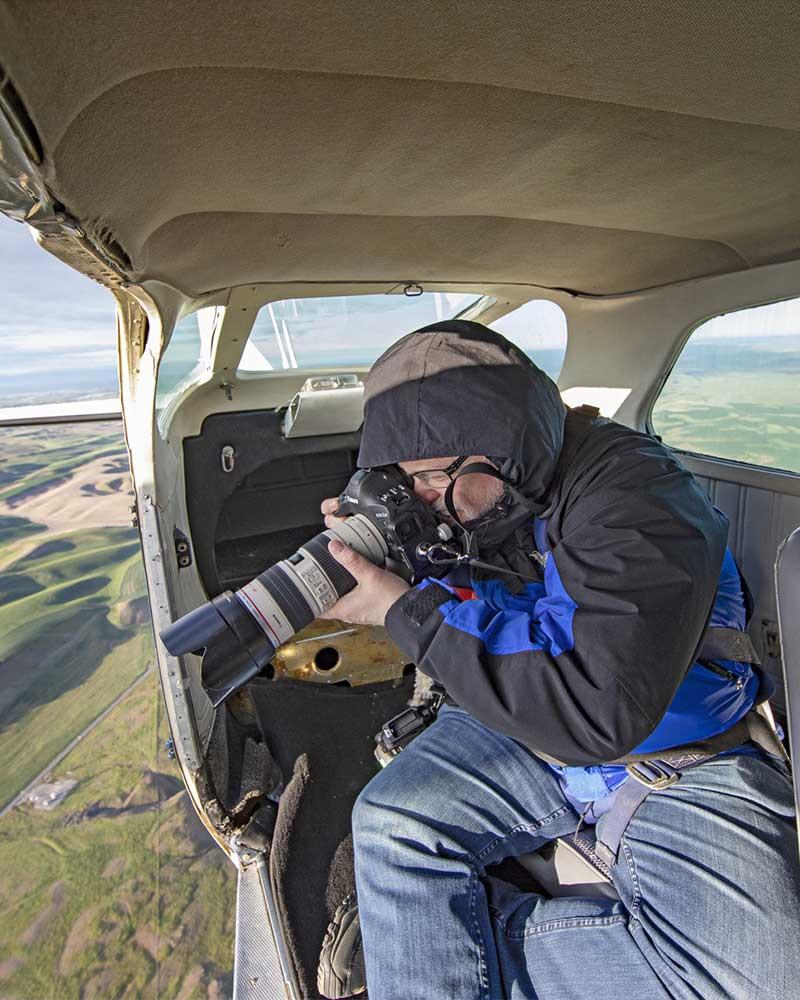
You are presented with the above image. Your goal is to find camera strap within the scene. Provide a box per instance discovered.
[422,540,540,583]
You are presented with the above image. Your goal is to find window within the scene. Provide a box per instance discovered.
[651,297,800,473]
[239,292,482,371]
[489,299,567,380]
[156,306,222,417]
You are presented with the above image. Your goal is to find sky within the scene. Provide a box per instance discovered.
[0,214,118,406]
[0,213,116,372]
[698,296,800,339]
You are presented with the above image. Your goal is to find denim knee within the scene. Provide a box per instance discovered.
[351,766,437,865]
[351,783,380,848]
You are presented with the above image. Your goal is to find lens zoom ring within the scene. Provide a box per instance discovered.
[257,565,313,633]
[303,536,357,597]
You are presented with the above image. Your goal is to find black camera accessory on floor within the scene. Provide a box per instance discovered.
[160,465,455,706]
[374,684,447,767]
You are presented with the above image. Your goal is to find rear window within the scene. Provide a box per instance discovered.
[651,296,800,473]
[489,300,567,380]
[239,292,482,371]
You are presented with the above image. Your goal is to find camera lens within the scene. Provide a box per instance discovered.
[160,514,388,705]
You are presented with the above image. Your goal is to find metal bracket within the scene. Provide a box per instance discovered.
[761,619,781,660]
[231,845,300,999]
[221,444,236,473]
[174,527,192,569]
[625,759,680,789]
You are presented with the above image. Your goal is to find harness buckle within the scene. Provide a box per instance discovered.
[625,759,680,790]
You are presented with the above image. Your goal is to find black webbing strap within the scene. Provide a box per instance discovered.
[608,714,752,765]
[443,461,506,526]
[593,778,656,869]
[593,710,788,869]
[699,626,761,664]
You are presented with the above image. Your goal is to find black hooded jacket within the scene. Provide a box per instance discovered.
[360,321,728,766]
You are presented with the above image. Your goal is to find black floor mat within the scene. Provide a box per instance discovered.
[249,675,413,999]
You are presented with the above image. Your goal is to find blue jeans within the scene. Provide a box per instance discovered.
[352,705,800,999]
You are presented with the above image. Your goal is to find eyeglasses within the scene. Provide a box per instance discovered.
[409,456,468,489]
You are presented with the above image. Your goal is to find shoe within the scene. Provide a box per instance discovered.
[317,893,366,998]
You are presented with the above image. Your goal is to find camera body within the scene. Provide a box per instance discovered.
[337,466,452,583]
[160,464,456,706]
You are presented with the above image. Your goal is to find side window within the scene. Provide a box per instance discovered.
[489,300,567,380]
[652,297,800,473]
[155,306,221,419]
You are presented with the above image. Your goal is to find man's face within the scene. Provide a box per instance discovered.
[397,455,505,525]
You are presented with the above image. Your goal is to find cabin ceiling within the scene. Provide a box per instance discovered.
[1,1,799,297]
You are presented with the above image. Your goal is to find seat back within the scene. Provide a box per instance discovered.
[775,526,800,848]
[684,457,800,716]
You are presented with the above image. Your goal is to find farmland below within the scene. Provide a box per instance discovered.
[0,423,234,1000]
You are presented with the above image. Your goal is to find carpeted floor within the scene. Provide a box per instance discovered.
[248,675,414,999]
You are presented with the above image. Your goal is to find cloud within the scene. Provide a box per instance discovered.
[0,214,116,347]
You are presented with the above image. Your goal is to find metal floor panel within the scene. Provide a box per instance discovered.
[234,856,298,1000]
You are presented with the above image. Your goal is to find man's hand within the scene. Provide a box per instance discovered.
[320,539,410,626]
[321,496,347,530]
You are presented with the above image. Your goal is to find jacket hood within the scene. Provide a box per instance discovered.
[358,320,566,508]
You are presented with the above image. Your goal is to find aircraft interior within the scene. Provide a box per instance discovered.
[1,3,799,996]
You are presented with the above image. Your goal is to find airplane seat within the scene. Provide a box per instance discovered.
[512,832,619,900]
[775,525,800,846]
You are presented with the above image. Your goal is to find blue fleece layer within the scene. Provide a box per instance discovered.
[429,517,757,810]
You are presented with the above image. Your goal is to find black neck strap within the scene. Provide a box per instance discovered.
[443,462,507,526]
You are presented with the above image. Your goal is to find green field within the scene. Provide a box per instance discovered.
[0,525,150,807]
[0,423,235,999]
[0,675,235,999]
[0,423,126,506]
[652,342,800,474]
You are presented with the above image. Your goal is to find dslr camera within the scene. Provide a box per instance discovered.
[160,465,456,706]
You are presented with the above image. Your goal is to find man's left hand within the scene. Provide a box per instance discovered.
[320,540,410,626]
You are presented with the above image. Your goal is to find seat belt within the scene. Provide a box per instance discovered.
[593,709,789,869]
[699,625,760,664]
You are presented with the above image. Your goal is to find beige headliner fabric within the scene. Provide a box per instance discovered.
[142,212,743,296]
[2,1,799,295]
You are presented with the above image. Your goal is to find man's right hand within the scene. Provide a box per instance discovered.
[321,497,348,530]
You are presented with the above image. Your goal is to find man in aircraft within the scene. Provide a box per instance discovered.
[317,321,799,1000]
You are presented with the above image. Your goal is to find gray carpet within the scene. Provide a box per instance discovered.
[249,675,413,999]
